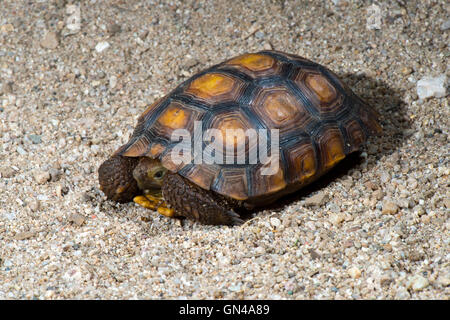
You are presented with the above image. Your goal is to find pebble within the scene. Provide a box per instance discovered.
[0,23,14,33]
[14,231,36,240]
[90,145,100,155]
[407,178,418,189]
[379,171,390,184]
[348,266,362,279]
[436,273,450,287]
[329,213,345,225]
[270,217,281,228]
[0,166,16,178]
[107,23,121,36]
[254,31,264,39]
[381,200,398,215]
[401,67,413,75]
[66,4,81,33]
[304,192,328,206]
[40,31,59,49]
[255,246,265,255]
[28,199,40,212]
[407,275,429,291]
[373,190,384,200]
[308,249,321,260]
[55,184,63,197]
[28,134,42,144]
[1,81,14,95]
[395,287,411,299]
[366,4,382,30]
[228,284,242,292]
[16,146,26,155]
[49,168,62,182]
[397,198,411,209]
[412,205,425,216]
[416,75,447,100]
[263,42,273,50]
[440,19,450,31]
[69,213,86,226]
[33,170,50,184]
[109,75,118,89]
[328,203,341,213]
[95,41,110,53]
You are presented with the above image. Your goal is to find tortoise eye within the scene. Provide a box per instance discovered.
[153,170,165,180]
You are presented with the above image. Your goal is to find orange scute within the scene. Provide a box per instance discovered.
[218,172,249,201]
[266,165,287,194]
[262,91,299,125]
[187,73,235,99]
[227,53,275,71]
[297,151,316,181]
[217,118,248,149]
[306,74,336,103]
[324,137,345,169]
[157,104,189,130]
[185,165,220,191]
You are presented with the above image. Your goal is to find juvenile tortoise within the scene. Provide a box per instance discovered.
[98,51,381,225]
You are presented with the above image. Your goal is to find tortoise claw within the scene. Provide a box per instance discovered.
[157,206,175,218]
[227,210,244,226]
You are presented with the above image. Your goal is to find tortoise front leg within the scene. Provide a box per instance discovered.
[162,172,244,226]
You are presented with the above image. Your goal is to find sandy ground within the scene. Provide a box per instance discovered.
[0,0,448,299]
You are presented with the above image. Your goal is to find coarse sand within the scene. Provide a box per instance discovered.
[0,0,448,299]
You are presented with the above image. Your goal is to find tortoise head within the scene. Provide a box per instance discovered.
[131,157,168,195]
[98,156,167,202]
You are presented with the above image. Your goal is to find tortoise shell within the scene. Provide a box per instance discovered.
[114,51,381,205]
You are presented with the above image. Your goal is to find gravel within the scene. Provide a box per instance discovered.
[0,0,448,300]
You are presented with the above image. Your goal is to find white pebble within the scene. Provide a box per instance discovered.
[270,217,281,228]
[255,246,265,255]
[16,146,26,155]
[66,4,81,33]
[95,41,110,53]
[407,275,429,291]
[416,75,447,100]
[109,75,117,89]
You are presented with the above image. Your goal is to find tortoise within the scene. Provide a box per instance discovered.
[98,50,381,225]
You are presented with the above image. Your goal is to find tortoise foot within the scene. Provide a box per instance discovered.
[133,194,175,218]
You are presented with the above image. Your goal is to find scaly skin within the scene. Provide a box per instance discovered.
[98,156,139,203]
[162,172,243,226]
